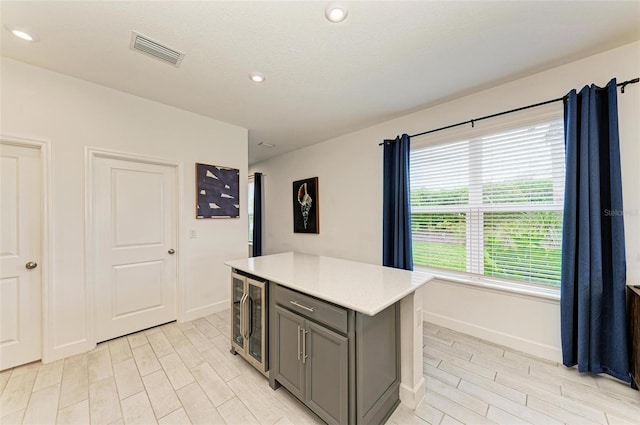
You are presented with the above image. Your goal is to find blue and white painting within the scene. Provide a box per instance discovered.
[196,163,240,218]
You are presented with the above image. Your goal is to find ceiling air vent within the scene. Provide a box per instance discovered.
[129,31,185,67]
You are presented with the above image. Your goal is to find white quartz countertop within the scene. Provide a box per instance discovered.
[225,252,433,316]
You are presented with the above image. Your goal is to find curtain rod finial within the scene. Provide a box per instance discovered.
[620,77,639,94]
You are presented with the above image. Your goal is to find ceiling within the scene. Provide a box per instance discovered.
[1,1,639,164]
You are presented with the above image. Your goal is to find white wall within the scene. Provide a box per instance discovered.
[251,41,640,362]
[1,58,248,362]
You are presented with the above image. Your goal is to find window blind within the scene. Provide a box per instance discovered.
[410,118,565,286]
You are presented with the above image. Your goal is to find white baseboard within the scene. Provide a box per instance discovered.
[399,376,425,409]
[423,311,562,363]
[182,299,229,323]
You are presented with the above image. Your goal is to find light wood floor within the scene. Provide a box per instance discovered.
[1,310,638,424]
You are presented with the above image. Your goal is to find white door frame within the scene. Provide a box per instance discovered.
[0,135,52,363]
[85,147,184,347]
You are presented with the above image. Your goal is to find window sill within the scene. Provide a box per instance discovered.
[413,266,560,302]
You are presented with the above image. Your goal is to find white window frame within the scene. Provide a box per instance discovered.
[410,105,563,299]
[248,175,255,244]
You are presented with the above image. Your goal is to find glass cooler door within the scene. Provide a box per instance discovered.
[231,274,245,350]
[247,278,266,368]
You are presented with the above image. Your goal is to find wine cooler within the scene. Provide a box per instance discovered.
[230,271,268,374]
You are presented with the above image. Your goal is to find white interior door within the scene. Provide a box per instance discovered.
[93,155,177,342]
[0,142,42,370]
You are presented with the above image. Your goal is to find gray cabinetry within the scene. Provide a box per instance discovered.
[273,305,348,424]
[270,284,398,425]
[306,320,349,424]
[273,306,305,399]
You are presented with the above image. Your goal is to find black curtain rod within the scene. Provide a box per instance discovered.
[380,77,639,144]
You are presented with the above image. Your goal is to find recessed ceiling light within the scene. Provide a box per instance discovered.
[258,142,276,148]
[249,72,266,83]
[325,3,348,23]
[6,26,39,42]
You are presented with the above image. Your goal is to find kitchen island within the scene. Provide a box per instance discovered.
[225,252,432,424]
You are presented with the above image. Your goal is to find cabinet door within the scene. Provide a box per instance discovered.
[305,321,348,425]
[273,306,305,400]
[247,278,266,369]
[231,274,245,350]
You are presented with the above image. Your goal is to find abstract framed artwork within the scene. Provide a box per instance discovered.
[293,177,319,233]
[196,163,240,218]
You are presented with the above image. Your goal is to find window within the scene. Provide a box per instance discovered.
[248,179,255,242]
[410,115,565,286]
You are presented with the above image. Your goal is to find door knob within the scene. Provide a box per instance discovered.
[168,249,175,254]
[25,261,38,270]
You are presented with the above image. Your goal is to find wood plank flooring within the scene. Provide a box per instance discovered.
[1,310,638,424]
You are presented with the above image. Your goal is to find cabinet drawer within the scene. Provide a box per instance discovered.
[273,285,348,334]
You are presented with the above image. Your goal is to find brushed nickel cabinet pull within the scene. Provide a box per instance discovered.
[297,326,302,360]
[290,300,314,312]
[302,329,308,364]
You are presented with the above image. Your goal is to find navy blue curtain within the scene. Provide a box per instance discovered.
[252,172,263,257]
[382,134,413,270]
[561,79,629,382]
